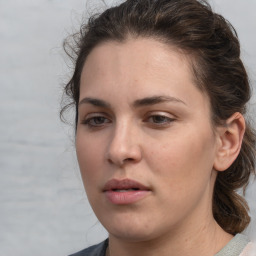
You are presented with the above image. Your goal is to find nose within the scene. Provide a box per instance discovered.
[106,122,142,167]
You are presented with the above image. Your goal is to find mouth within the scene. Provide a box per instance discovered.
[103,178,150,192]
[103,179,151,205]
[112,188,140,192]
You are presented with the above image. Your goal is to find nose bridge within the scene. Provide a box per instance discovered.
[107,118,141,165]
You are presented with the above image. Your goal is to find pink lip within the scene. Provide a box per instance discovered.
[103,178,151,205]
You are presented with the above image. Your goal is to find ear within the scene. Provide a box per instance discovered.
[213,112,245,172]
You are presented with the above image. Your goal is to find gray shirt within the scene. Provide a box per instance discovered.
[215,234,250,256]
[69,233,250,256]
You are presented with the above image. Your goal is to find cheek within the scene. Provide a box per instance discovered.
[146,132,216,218]
[147,129,216,189]
[76,134,105,188]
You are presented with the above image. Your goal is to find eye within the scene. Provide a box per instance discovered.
[150,115,172,123]
[145,113,175,127]
[81,115,111,128]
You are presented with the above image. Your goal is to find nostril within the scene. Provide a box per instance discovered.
[107,157,135,166]
[106,143,142,166]
[124,158,134,162]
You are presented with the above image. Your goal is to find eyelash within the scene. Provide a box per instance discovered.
[81,115,111,128]
[81,113,175,129]
[145,115,175,127]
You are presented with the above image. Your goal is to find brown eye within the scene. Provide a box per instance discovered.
[148,115,174,124]
[152,115,170,123]
[82,116,111,127]
[91,116,107,125]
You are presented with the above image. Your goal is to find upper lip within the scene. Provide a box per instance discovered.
[103,178,150,192]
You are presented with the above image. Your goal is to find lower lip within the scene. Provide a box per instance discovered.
[105,190,150,205]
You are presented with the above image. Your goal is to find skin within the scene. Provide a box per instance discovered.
[76,38,244,256]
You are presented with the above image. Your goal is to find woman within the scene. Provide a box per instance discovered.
[62,0,256,255]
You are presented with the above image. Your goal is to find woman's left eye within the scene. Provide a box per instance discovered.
[146,114,175,126]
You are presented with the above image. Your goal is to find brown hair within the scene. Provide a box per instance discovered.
[61,0,256,234]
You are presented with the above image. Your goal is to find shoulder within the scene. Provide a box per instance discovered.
[215,234,253,256]
[69,239,108,256]
[240,241,256,256]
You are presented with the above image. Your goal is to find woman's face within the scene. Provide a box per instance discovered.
[76,38,220,242]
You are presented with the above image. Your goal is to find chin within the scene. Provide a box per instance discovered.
[109,227,158,242]
[102,214,163,242]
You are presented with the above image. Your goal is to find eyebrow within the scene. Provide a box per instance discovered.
[79,97,111,108]
[133,95,187,107]
[78,95,186,108]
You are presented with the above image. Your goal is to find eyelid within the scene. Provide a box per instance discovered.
[142,111,176,126]
[80,111,111,120]
[80,112,112,126]
[145,111,176,119]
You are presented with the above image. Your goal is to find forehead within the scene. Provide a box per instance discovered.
[80,38,209,111]
[82,38,193,78]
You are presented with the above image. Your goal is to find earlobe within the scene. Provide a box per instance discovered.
[213,112,245,172]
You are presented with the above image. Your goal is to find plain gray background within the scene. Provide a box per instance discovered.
[0,1,255,255]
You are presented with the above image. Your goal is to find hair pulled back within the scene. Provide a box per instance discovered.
[62,0,256,235]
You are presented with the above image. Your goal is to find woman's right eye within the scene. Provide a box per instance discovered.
[81,116,111,128]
